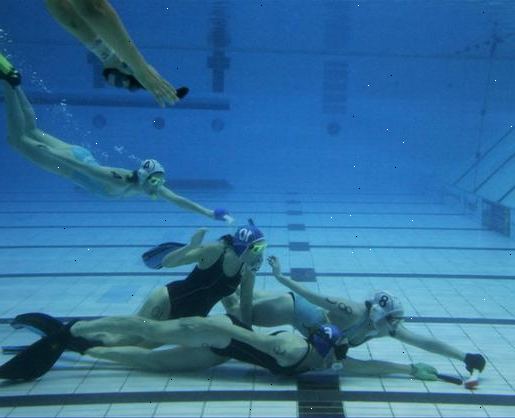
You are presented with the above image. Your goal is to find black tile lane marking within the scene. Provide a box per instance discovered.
[0,272,514,281]
[0,390,514,408]
[0,244,512,251]
[297,374,344,417]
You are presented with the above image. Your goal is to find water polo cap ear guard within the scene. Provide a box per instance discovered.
[366,291,404,333]
[309,324,347,359]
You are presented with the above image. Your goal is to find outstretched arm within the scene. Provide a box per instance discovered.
[158,187,215,219]
[267,256,361,316]
[393,324,466,361]
[341,356,438,381]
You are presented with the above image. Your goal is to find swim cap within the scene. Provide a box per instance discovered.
[232,219,265,256]
[137,159,165,186]
[309,324,346,358]
[366,291,404,334]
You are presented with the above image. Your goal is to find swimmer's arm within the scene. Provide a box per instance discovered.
[272,271,359,316]
[393,324,465,361]
[239,268,256,326]
[162,229,219,267]
[158,187,215,219]
[340,356,412,376]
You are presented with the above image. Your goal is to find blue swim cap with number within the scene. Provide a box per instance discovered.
[232,219,264,256]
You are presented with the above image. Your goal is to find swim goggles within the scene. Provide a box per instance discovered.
[248,240,267,254]
[147,175,165,188]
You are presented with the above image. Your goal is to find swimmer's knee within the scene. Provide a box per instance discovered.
[176,316,205,332]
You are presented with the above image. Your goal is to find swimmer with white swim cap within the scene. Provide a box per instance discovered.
[0,54,232,223]
[223,257,486,384]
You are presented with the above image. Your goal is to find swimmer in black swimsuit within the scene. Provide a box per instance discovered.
[225,256,487,384]
[0,311,349,380]
[136,223,266,327]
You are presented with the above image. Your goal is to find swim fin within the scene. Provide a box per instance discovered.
[11,312,63,336]
[142,241,186,269]
[0,332,67,381]
[0,53,21,86]
[102,68,189,99]
[10,313,101,354]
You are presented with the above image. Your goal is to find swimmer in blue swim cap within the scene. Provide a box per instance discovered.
[222,255,486,383]
[0,55,231,223]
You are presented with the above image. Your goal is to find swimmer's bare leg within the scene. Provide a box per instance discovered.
[136,287,171,321]
[87,345,227,373]
[3,81,72,150]
[77,288,172,349]
[2,82,28,145]
[224,291,294,327]
[45,0,125,71]
[72,315,308,367]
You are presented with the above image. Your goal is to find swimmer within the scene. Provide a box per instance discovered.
[12,222,267,349]
[0,312,352,380]
[223,256,486,384]
[45,0,187,106]
[0,54,230,222]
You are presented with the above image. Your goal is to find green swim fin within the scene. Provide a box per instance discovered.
[0,53,21,86]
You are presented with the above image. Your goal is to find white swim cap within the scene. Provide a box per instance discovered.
[366,291,404,334]
[137,159,165,186]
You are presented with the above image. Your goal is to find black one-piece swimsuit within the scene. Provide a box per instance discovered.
[165,250,242,319]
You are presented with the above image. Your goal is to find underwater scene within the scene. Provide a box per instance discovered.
[0,1,514,417]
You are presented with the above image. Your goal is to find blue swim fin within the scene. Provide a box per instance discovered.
[142,242,186,269]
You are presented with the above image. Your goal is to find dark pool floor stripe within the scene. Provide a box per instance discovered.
[0,225,486,232]
[297,374,344,417]
[0,390,513,408]
[1,316,514,326]
[0,272,513,281]
[0,244,511,252]
[0,210,466,216]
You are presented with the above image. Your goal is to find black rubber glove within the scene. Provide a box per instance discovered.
[465,353,486,373]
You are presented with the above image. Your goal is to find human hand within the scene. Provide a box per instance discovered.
[465,353,486,373]
[213,208,234,224]
[190,228,208,248]
[267,256,282,277]
[410,363,438,381]
[133,64,180,107]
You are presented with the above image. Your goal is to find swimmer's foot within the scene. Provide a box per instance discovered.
[0,53,21,86]
[102,66,189,99]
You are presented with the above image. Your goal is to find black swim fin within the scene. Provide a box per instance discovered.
[142,241,186,269]
[0,332,68,381]
[10,313,101,354]
[102,68,189,99]
[176,87,189,99]
[11,312,63,336]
